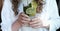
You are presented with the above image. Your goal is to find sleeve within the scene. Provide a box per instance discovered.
[1,0,15,31]
[45,0,60,31]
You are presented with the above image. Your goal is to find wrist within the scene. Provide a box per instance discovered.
[12,19,22,31]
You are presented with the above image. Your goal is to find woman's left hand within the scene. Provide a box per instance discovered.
[29,17,49,28]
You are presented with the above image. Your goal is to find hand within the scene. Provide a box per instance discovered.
[29,17,49,28]
[18,12,30,25]
[12,12,30,31]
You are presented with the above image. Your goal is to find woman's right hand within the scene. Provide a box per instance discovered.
[12,12,30,31]
[18,12,30,25]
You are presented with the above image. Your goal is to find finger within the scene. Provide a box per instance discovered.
[32,18,38,21]
[21,17,30,23]
[29,20,39,25]
[21,17,30,21]
[30,22,41,26]
[20,12,24,14]
[21,20,28,23]
[31,25,41,28]
[29,19,41,25]
[31,17,40,22]
[19,12,24,16]
[30,23,42,28]
[21,13,29,18]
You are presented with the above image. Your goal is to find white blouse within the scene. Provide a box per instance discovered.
[1,0,60,31]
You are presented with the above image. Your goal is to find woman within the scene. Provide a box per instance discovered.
[1,0,60,31]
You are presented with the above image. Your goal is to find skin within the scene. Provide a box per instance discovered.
[12,12,30,31]
[12,12,49,31]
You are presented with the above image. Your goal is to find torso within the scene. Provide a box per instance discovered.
[18,0,49,31]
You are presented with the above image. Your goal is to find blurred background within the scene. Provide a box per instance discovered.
[0,0,60,31]
[56,0,60,31]
[0,0,3,31]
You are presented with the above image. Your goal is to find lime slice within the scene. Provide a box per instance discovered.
[26,8,36,16]
[24,0,37,16]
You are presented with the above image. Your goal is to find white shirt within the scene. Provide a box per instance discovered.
[1,0,60,31]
